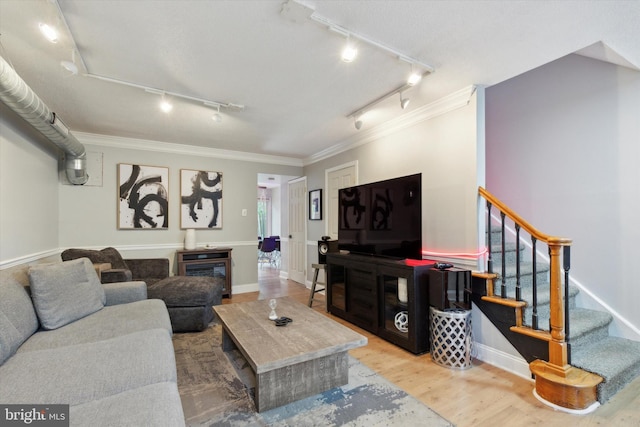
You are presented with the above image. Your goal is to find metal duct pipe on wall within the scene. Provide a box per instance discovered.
[0,55,88,185]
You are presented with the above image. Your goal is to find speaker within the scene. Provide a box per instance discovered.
[318,240,339,264]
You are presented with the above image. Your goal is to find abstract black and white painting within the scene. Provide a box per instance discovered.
[118,164,169,229]
[181,169,223,229]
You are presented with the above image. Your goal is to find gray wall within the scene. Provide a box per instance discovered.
[303,89,483,279]
[0,105,59,264]
[0,107,302,289]
[486,54,640,337]
[57,140,302,288]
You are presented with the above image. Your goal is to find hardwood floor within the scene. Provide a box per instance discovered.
[222,267,640,426]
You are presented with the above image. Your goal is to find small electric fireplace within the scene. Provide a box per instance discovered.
[177,248,233,298]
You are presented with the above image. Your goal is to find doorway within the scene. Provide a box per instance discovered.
[257,173,300,279]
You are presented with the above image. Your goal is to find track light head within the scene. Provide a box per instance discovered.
[407,67,422,86]
[399,92,410,109]
[160,95,173,113]
[39,23,58,43]
[61,60,78,75]
[341,39,358,63]
[212,105,222,122]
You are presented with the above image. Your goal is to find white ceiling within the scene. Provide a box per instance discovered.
[1,0,638,161]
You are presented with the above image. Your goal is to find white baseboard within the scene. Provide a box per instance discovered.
[472,342,532,381]
[232,283,259,295]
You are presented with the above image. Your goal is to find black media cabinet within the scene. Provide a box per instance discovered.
[326,252,436,354]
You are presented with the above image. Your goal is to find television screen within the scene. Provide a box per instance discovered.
[338,173,422,260]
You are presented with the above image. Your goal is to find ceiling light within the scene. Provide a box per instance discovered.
[341,37,358,63]
[354,117,363,130]
[212,105,222,123]
[399,92,410,109]
[39,23,58,43]
[407,65,422,86]
[60,50,78,75]
[160,95,173,113]
[61,60,78,75]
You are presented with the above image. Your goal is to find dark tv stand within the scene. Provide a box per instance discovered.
[326,252,435,354]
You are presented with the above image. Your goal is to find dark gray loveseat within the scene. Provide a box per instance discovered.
[61,247,223,332]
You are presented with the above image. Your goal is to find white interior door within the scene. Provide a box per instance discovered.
[288,177,306,284]
[327,163,358,240]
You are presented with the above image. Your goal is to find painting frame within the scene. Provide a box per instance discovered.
[309,189,322,221]
[180,169,223,229]
[117,163,169,230]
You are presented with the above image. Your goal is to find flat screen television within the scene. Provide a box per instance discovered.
[338,173,422,260]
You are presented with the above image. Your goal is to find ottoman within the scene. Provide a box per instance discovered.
[147,276,223,332]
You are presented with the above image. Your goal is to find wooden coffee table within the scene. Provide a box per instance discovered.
[213,297,367,412]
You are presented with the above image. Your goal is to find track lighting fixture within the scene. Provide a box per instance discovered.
[354,116,363,130]
[159,94,173,113]
[346,69,430,128]
[399,92,410,109]
[212,105,222,123]
[407,64,422,86]
[341,36,358,63]
[60,50,78,75]
[39,23,59,43]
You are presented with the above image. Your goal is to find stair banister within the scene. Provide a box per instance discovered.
[478,187,572,369]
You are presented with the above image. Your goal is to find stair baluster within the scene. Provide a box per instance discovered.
[515,224,521,302]
[531,237,538,330]
[500,212,506,298]
[487,202,493,275]
[563,245,571,364]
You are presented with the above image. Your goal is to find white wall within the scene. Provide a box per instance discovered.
[0,105,59,266]
[486,54,640,338]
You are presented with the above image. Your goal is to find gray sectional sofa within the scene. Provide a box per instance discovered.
[0,258,186,426]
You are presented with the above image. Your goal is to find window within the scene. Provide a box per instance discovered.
[257,187,272,238]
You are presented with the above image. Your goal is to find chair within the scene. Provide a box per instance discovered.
[258,237,279,269]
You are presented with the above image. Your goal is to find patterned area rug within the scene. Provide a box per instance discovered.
[173,323,453,427]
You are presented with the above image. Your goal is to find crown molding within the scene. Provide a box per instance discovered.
[304,85,477,166]
[71,85,476,168]
[74,132,303,167]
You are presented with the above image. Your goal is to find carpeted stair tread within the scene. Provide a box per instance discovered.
[491,261,550,277]
[493,282,579,306]
[570,336,640,403]
[567,308,612,347]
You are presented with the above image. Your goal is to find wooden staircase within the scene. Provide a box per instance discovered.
[473,187,640,411]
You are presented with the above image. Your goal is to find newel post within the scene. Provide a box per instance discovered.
[547,239,571,370]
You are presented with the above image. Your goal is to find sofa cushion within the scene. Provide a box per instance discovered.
[61,247,129,270]
[28,258,106,330]
[70,382,185,427]
[0,328,176,405]
[18,299,172,352]
[147,276,221,307]
[0,268,39,364]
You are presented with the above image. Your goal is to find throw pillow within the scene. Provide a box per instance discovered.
[60,247,129,270]
[28,258,106,330]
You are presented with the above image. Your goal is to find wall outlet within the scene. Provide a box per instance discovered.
[242,209,248,217]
